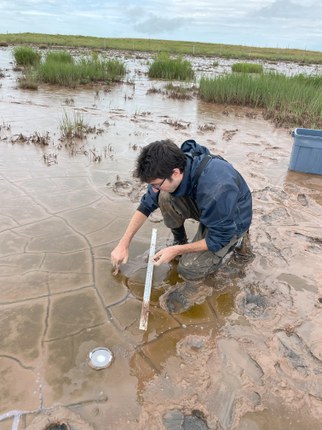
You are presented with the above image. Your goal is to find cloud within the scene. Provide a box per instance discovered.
[0,0,321,50]
[251,0,322,19]
[19,10,59,17]
[133,15,188,35]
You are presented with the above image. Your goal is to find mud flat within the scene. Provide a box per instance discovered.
[0,46,322,429]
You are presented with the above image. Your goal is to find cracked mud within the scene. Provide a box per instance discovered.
[1,46,322,429]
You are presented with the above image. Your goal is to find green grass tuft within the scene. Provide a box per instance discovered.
[45,50,74,64]
[60,111,88,139]
[36,54,125,87]
[232,62,263,73]
[13,46,41,66]
[148,54,195,81]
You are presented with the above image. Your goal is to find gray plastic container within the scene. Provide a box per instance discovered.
[289,128,322,175]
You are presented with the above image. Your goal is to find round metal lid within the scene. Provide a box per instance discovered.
[88,347,113,370]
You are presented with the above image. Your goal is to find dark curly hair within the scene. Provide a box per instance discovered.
[133,139,186,183]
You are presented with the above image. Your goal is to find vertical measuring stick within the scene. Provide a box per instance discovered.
[139,228,157,331]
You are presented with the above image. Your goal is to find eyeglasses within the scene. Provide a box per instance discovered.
[150,177,166,191]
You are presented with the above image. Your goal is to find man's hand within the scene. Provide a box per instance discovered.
[110,210,148,275]
[111,244,129,274]
[153,239,208,266]
[153,245,181,266]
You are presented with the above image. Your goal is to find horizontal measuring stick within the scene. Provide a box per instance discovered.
[139,228,157,331]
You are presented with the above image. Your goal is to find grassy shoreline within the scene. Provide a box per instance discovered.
[5,37,322,129]
[1,32,322,64]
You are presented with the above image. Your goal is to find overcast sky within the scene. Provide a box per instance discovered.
[1,0,321,52]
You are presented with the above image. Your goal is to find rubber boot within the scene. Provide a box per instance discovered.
[171,226,188,245]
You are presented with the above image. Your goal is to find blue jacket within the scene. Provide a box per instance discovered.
[137,140,252,252]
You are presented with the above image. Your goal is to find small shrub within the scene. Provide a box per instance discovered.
[232,62,263,73]
[13,46,41,67]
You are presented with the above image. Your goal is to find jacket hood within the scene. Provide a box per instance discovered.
[180,139,211,157]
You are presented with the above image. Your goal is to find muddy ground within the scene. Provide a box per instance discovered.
[0,47,322,430]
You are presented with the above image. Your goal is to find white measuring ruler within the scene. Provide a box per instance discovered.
[139,228,158,331]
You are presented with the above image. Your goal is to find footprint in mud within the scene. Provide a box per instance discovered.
[275,330,322,376]
[112,179,133,195]
[164,290,188,314]
[261,207,290,223]
[45,425,70,430]
[253,186,289,204]
[108,177,146,202]
[237,291,270,318]
[159,282,213,314]
[297,193,308,206]
[25,406,93,430]
[222,128,238,141]
[236,283,293,320]
[163,409,209,430]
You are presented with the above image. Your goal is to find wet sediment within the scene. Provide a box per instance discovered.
[0,46,322,429]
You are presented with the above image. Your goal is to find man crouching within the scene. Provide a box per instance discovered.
[111,139,252,280]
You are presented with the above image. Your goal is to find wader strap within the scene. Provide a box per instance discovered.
[192,154,226,191]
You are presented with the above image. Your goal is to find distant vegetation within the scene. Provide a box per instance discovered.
[2,32,322,64]
[232,62,263,73]
[148,54,194,81]
[199,73,322,128]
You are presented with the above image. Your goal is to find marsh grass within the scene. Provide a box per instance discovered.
[148,54,195,81]
[45,50,74,64]
[199,73,322,128]
[11,46,125,87]
[37,62,82,87]
[36,54,126,86]
[232,62,263,73]
[13,46,41,66]
[60,111,88,139]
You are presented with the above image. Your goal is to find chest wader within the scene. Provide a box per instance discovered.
[160,153,246,280]
[168,153,226,247]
